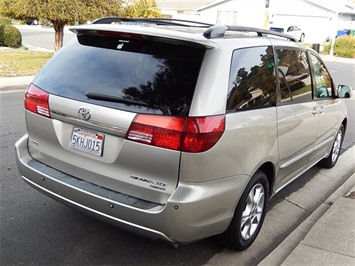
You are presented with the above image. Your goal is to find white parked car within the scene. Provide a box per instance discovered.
[270,25,305,42]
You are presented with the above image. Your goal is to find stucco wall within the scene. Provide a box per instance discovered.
[198,0,266,27]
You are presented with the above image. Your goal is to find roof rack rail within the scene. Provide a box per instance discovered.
[90,17,296,42]
[203,25,297,42]
[92,17,214,28]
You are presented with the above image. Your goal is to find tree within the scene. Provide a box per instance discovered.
[120,0,161,18]
[0,0,123,51]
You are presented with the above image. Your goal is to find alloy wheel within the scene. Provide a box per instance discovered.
[240,183,265,240]
[332,129,342,163]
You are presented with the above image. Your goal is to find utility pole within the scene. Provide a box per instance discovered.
[264,0,270,29]
[329,10,338,56]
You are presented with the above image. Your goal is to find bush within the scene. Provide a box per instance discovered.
[302,42,313,48]
[0,17,11,25]
[0,25,22,48]
[334,35,355,58]
[303,42,330,55]
[321,43,331,55]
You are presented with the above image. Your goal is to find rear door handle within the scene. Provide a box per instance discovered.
[312,107,318,115]
[312,106,324,115]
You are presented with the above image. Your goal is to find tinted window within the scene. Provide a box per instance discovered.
[310,54,333,98]
[33,35,205,116]
[227,46,277,111]
[276,49,312,104]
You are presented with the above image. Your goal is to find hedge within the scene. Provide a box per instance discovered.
[334,35,355,58]
[0,24,22,48]
[0,17,11,25]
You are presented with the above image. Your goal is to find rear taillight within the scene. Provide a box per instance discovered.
[126,114,225,153]
[24,84,50,118]
[182,116,225,152]
[126,115,185,151]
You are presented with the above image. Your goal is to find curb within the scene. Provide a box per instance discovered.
[281,180,355,265]
[204,148,355,266]
[258,146,355,266]
[321,54,355,64]
[14,24,73,34]
[0,76,34,90]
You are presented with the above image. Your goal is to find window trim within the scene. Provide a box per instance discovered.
[226,45,278,113]
[273,46,315,106]
[307,51,336,100]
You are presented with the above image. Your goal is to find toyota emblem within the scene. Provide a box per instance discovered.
[77,107,91,120]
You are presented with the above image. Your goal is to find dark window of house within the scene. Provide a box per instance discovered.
[227,46,277,112]
[276,49,312,104]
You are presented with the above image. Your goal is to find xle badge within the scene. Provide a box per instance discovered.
[129,175,167,191]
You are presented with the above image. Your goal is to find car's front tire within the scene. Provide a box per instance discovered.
[216,170,269,250]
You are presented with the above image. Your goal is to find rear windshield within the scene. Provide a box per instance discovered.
[33,33,205,116]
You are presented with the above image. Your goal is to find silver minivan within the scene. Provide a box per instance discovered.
[15,18,351,251]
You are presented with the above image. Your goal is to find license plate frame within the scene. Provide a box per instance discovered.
[69,127,104,157]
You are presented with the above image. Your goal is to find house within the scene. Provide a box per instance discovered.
[197,0,266,26]
[155,0,212,19]
[269,0,355,42]
[155,0,355,43]
[155,0,266,25]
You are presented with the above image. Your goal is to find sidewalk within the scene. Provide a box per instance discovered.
[259,146,355,266]
[321,54,355,64]
[0,75,34,90]
[14,24,73,34]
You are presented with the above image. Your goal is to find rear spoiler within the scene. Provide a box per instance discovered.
[69,24,217,49]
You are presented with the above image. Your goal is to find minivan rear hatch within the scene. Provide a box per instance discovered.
[27,27,207,204]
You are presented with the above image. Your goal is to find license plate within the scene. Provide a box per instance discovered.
[69,127,104,156]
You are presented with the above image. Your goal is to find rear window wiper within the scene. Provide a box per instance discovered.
[86,92,149,107]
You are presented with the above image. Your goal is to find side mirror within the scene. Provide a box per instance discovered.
[338,85,353,98]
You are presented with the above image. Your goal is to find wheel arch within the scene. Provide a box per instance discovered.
[342,118,347,134]
[258,162,275,197]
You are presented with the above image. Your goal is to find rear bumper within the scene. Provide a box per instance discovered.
[15,134,249,243]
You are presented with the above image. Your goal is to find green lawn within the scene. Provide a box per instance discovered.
[0,49,53,77]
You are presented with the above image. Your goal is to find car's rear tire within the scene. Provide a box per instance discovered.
[215,170,269,251]
[318,124,344,169]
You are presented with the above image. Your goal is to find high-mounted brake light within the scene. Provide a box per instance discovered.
[24,84,50,118]
[96,30,144,39]
[125,114,225,153]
